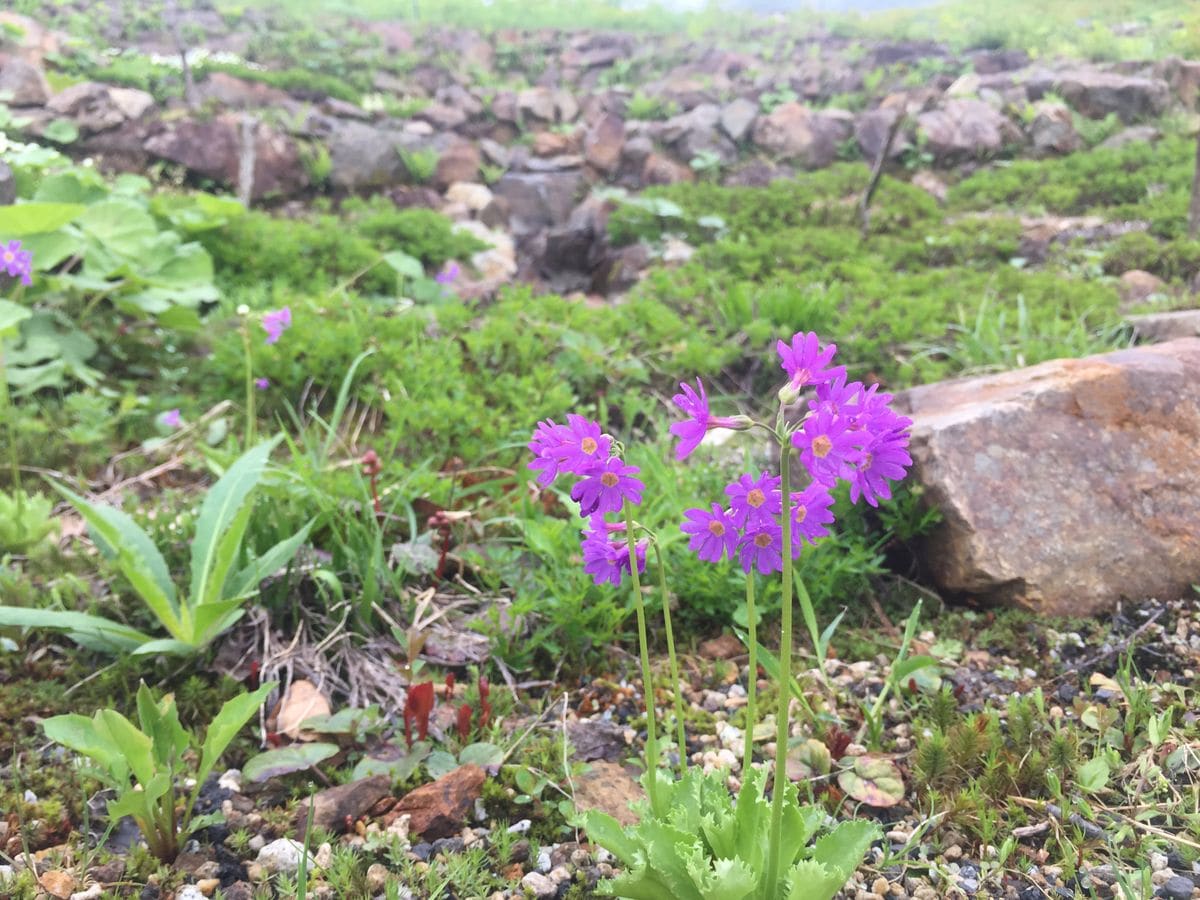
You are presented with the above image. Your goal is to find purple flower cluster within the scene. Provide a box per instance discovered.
[682,475,834,575]
[2,240,33,286]
[528,415,647,586]
[676,332,912,574]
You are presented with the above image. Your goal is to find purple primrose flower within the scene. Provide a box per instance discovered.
[1,240,33,286]
[668,378,748,460]
[680,503,740,563]
[262,307,292,345]
[725,471,782,529]
[570,456,644,517]
[159,408,183,429]
[738,521,783,575]
[777,331,844,392]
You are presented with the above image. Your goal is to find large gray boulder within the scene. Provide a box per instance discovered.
[896,339,1200,616]
[916,99,1021,162]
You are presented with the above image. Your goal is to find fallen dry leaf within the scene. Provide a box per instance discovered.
[275,679,332,741]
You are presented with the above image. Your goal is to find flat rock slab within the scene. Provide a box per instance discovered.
[571,761,643,827]
[294,773,392,837]
[896,339,1200,616]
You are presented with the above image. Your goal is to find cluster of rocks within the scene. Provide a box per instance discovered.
[2,9,1197,294]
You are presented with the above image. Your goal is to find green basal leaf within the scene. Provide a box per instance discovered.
[94,709,157,789]
[42,713,128,785]
[425,749,459,779]
[189,438,280,620]
[224,519,313,602]
[0,606,152,651]
[196,682,277,790]
[52,482,182,640]
[352,741,429,782]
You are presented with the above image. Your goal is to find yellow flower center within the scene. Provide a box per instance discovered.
[754,532,773,548]
[581,437,598,454]
[600,472,619,488]
[746,488,766,508]
[812,435,833,458]
[707,520,725,537]
[2,252,12,263]
[795,506,806,523]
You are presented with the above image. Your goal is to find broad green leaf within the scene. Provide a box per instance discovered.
[0,300,31,337]
[1076,757,1110,794]
[53,483,181,639]
[809,819,879,880]
[42,713,128,784]
[225,519,313,600]
[683,849,755,900]
[19,228,79,270]
[77,198,157,258]
[382,250,424,279]
[95,709,157,789]
[242,742,339,783]
[42,119,80,144]
[196,682,277,790]
[0,606,152,649]
[458,741,504,768]
[0,202,86,235]
[425,749,458,779]
[33,172,108,204]
[784,859,842,900]
[352,741,429,781]
[189,439,279,614]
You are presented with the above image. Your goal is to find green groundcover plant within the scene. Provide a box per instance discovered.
[43,681,276,861]
[0,437,312,655]
[528,331,912,898]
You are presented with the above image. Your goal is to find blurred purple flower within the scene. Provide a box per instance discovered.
[581,518,647,586]
[262,307,292,345]
[159,409,182,429]
[1,240,33,286]
[435,262,460,285]
[255,377,270,390]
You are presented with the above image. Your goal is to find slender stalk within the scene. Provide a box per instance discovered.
[651,541,687,776]
[741,574,757,773]
[0,349,22,516]
[623,501,660,809]
[241,323,255,446]
[765,440,793,895]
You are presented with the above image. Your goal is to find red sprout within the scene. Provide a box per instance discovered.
[403,682,436,748]
[478,676,492,732]
[457,704,473,742]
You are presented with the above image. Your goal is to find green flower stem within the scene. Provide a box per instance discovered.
[742,574,757,773]
[651,540,687,776]
[240,322,255,446]
[765,439,794,895]
[0,347,22,519]
[623,501,660,809]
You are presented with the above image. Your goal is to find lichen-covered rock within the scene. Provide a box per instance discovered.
[896,340,1200,616]
[916,98,1021,161]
